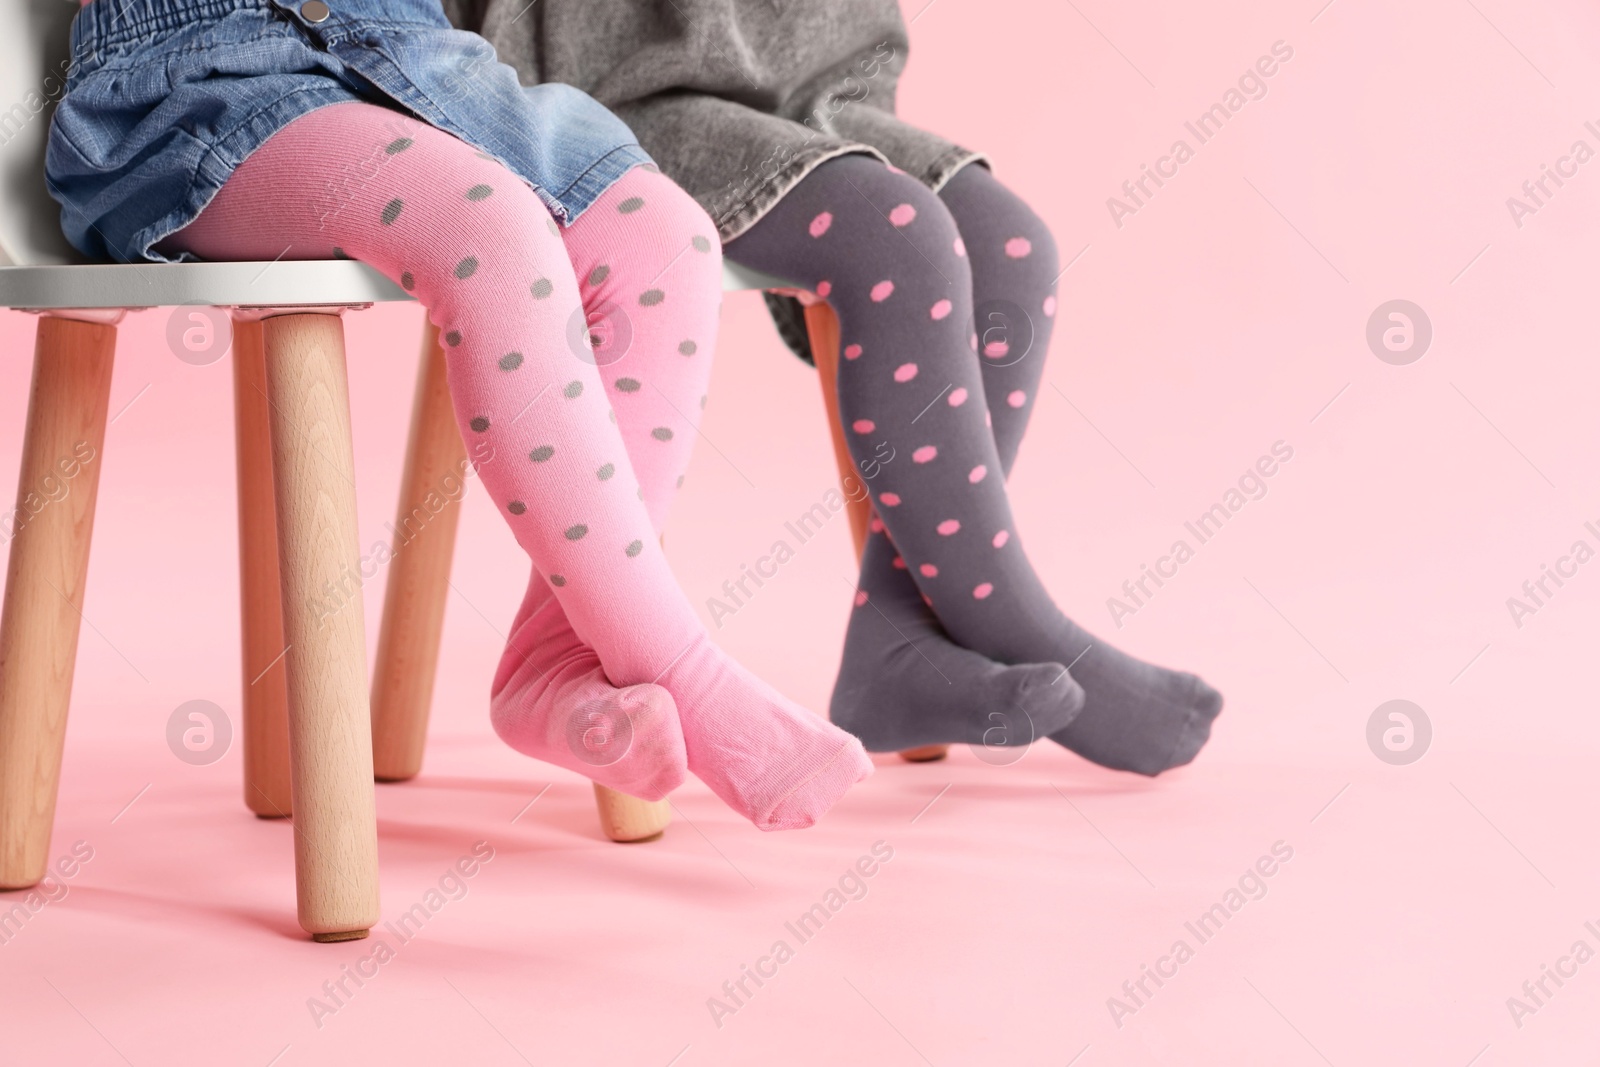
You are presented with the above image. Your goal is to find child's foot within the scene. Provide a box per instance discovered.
[840,533,1219,775]
[658,636,873,830]
[491,580,688,801]
[1042,631,1224,776]
[831,575,1086,753]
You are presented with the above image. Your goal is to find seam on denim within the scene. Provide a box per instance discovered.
[550,145,654,224]
[128,86,357,262]
[924,148,989,194]
[712,143,888,243]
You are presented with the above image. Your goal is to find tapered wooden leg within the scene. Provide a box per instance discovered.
[261,312,379,941]
[593,784,671,842]
[0,317,116,889]
[232,318,294,818]
[371,324,467,782]
[805,303,949,764]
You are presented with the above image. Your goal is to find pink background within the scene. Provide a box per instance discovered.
[6,0,1600,1062]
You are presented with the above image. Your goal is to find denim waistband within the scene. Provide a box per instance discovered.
[74,0,448,59]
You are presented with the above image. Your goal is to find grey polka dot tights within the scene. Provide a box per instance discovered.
[727,157,1224,774]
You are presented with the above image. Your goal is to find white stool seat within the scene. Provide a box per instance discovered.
[0,259,791,311]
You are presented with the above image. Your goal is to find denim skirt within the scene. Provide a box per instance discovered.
[46,0,652,262]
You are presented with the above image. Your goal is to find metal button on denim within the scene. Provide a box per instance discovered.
[300,0,330,23]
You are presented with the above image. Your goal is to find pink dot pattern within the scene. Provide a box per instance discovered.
[729,157,1067,644]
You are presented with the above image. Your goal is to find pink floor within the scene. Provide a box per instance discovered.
[6,0,1600,1063]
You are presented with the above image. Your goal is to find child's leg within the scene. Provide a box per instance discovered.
[935,166,1217,767]
[725,155,1220,775]
[937,163,1054,475]
[817,161,1087,755]
[171,102,869,825]
[489,166,724,791]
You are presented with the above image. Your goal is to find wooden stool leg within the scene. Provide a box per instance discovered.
[594,784,671,843]
[804,303,949,764]
[232,318,293,818]
[0,317,116,889]
[261,312,379,941]
[371,324,467,782]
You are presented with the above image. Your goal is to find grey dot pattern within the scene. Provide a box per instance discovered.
[400,270,415,290]
[419,178,716,611]
[386,138,413,154]
[381,198,403,225]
